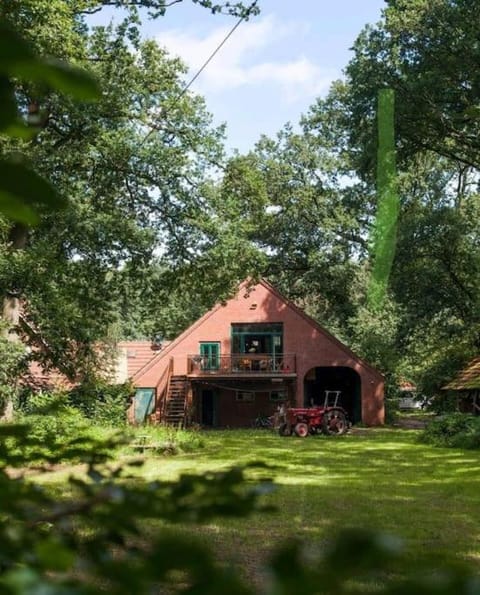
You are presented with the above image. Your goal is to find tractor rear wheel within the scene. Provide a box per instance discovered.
[294,422,309,437]
[278,423,292,437]
[322,409,348,436]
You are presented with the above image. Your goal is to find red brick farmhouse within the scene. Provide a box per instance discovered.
[131,279,384,427]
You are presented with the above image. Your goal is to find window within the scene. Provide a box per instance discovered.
[270,390,287,402]
[231,323,283,355]
[199,342,220,370]
[236,391,255,402]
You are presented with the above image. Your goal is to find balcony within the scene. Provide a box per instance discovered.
[187,353,296,377]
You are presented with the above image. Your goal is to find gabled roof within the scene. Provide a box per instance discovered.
[443,357,480,390]
[258,278,383,380]
[133,278,384,384]
[131,287,234,383]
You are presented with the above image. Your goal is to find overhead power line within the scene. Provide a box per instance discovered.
[177,2,257,101]
[142,0,258,143]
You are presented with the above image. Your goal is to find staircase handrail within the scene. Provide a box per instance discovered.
[155,357,173,422]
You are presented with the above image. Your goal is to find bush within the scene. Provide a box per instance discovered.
[420,413,480,449]
[15,393,96,461]
[68,380,132,426]
[428,392,458,415]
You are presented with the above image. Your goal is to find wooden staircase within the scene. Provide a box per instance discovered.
[163,375,187,427]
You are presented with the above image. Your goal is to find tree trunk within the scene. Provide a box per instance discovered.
[0,223,28,421]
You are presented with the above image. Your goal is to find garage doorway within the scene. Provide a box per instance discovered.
[304,367,361,424]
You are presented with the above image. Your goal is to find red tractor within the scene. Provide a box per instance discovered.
[278,390,349,437]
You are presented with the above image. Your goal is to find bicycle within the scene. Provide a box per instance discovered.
[252,415,274,429]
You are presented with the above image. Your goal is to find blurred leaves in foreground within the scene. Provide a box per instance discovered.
[0,24,100,224]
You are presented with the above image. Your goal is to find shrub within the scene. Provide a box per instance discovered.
[420,413,480,449]
[68,380,132,426]
[427,392,458,415]
[15,393,95,461]
[0,334,28,417]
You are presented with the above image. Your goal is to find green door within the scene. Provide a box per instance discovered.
[200,342,220,371]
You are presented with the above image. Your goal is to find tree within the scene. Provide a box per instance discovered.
[344,0,480,173]
[231,98,374,337]
[0,0,258,381]
[287,1,480,390]
[0,16,101,415]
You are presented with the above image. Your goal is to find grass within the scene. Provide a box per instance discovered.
[135,428,480,582]
[34,427,480,587]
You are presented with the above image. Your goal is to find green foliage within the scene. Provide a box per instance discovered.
[420,413,480,449]
[385,396,400,425]
[0,2,262,376]
[0,422,271,594]
[0,23,99,224]
[127,425,205,454]
[287,3,480,392]
[345,0,480,171]
[349,295,402,374]
[68,381,132,426]
[15,392,101,460]
[428,392,458,415]
[244,121,368,332]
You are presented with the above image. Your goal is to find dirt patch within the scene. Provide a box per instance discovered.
[394,415,430,430]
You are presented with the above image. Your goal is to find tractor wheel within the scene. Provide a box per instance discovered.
[294,422,309,437]
[278,423,292,437]
[322,409,348,436]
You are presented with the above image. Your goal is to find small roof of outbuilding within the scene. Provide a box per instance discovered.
[443,357,480,390]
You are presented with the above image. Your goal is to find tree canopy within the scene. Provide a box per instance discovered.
[2,0,479,397]
[0,0,261,380]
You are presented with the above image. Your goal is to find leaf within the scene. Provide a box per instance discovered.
[3,121,38,140]
[0,77,35,138]
[0,160,67,224]
[465,106,480,119]
[0,26,35,67]
[0,25,100,101]
[0,76,25,134]
[0,190,38,224]
[35,538,75,572]
[15,59,101,102]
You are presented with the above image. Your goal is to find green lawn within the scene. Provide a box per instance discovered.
[119,427,480,585]
[36,426,480,589]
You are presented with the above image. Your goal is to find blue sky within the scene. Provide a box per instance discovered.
[92,1,387,153]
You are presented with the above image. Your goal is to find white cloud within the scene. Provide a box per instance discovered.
[156,15,336,103]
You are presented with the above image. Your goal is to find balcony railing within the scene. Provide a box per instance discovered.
[187,353,296,375]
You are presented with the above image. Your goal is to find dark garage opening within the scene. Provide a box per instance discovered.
[304,366,361,424]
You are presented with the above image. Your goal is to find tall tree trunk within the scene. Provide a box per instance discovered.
[0,223,28,421]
